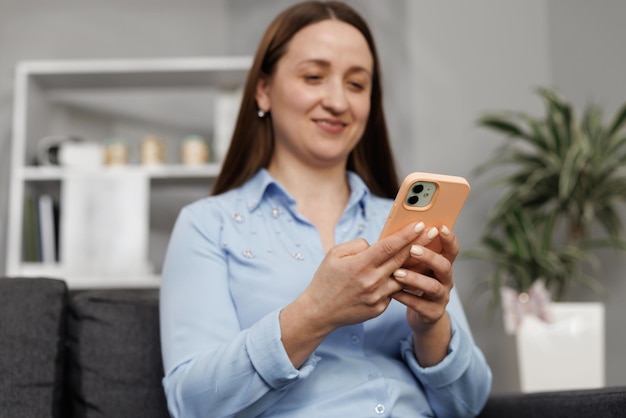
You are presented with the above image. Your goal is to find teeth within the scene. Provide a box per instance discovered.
[319,120,343,126]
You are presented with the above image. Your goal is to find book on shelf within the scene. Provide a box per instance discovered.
[22,195,39,262]
[22,193,59,263]
[37,194,57,263]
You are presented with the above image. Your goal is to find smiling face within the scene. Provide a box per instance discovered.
[255,19,373,172]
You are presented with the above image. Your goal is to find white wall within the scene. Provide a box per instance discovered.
[549,0,626,114]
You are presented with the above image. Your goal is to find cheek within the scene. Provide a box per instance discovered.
[274,85,318,113]
[352,96,371,124]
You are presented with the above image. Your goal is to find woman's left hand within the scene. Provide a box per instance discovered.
[391,225,459,366]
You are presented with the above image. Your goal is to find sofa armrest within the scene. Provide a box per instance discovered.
[0,277,68,417]
[478,386,626,418]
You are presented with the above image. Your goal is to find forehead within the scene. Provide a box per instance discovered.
[282,19,373,70]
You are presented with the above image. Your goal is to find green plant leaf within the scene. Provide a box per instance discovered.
[560,144,583,201]
[477,116,526,138]
[607,102,626,138]
[466,86,626,309]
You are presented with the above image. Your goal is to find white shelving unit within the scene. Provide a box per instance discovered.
[6,56,251,288]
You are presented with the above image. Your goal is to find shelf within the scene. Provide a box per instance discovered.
[6,56,249,289]
[19,56,252,89]
[18,263,160,289]
[21,164,222,181]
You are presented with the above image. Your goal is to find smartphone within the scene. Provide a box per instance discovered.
[378,172,470,241]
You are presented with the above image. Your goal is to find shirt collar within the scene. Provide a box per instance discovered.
[240,169,371,217]
[345,171,370,219]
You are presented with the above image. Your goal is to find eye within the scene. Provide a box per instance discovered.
[347,77,370,92]
[304,74,323,83]
[348,81,365,91]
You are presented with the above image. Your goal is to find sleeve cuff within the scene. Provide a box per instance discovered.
[246,308,319,390]
[401,313,473,389]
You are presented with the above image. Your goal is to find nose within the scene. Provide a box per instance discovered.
[321,78,349,113]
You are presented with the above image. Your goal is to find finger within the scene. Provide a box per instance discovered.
[408,245,454,288]
[392,289,429,308]
[361,222,425,266]
[418,226,440,247]
[381,273,406,297]
[401,288,424,298]
[392,290,446,323]
[392,227,438,276]
[438,225,460,263]
[393,268,446,299]
[392,268,424,296]
[407,226,442,256]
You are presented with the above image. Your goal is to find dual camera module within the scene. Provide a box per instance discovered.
[404,181,437,208]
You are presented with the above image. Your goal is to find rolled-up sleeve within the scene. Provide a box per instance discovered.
[401,291,492,417]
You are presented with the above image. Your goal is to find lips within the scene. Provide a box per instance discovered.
[313,118,348,133]
[317,118,346,126]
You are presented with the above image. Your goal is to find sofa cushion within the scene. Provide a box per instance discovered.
[0,277,68,418]
[67,289,169,417]
[478,386,626,418]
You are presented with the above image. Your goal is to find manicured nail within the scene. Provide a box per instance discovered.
[427,227,439,240]
[410,245,424,256]
[393,269,407,278]
[441,225,450,236]
[414,222,425,234]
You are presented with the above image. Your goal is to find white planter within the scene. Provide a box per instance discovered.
[516,302,605,393]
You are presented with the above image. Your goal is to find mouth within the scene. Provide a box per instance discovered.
[313,118,348,130]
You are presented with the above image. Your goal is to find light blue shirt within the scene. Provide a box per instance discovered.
[160,169,491,418]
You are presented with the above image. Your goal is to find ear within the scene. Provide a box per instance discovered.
[255,75,271,112]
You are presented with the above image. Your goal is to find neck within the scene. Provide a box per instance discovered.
[267,160,350,207]
[268,157,352,251]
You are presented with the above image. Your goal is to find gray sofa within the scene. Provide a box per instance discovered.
[1,276,625,418]
[0,277,168,418]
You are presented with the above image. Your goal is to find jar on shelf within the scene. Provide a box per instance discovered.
[181,135,210,165]
[140,135,166,165]
[103,138,129,165]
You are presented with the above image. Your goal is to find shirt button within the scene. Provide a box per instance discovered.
[374,403,386,414]
[350,334,360,344]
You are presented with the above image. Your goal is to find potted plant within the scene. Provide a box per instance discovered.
[466,87,626,392]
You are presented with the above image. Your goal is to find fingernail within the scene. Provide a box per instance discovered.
[441,225,450,236]
[393,269,407,278]
[410,245,424,256]
[414,222,425,234]
[427,227,439,240]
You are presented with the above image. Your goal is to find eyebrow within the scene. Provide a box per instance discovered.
[297,59,372,76]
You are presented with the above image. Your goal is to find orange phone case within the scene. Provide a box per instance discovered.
[379,172,470,239]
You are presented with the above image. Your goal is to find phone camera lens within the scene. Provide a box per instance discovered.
[412,184,424,194]
[408,195,419,205]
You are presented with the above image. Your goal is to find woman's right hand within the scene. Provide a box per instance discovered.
[279,222,428,367]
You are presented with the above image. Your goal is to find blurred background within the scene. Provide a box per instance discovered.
[1,0,625,394]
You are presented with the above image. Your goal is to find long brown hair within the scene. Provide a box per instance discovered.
[212,1,399,198]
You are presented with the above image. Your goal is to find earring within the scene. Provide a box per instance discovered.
[257,109,266,118]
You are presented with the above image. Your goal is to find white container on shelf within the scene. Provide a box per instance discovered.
[58,141,103,167]
[61,169,151,278]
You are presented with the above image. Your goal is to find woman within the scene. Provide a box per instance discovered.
[160,1,492,417]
